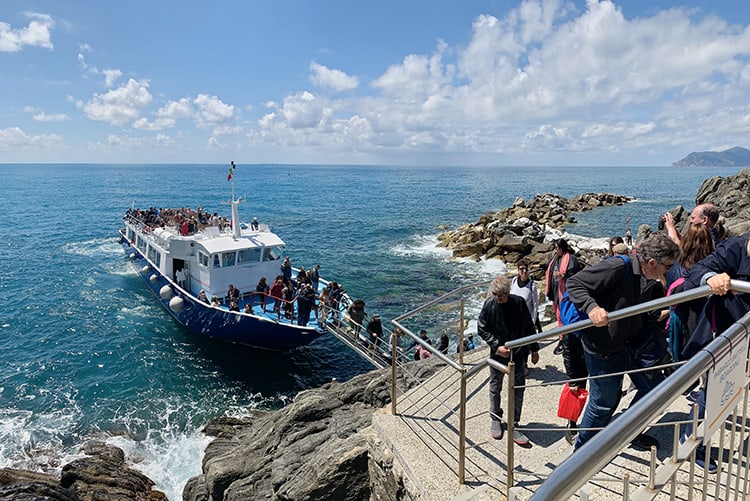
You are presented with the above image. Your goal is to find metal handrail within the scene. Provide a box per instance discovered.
[507,284,715,349]
[531,279,750,500]
[386,273,750,498]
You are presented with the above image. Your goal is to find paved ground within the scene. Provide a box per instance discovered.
[372,337,734,501]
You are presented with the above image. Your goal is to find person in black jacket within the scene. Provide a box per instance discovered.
[477,276,539,445]
[566,233,680,451]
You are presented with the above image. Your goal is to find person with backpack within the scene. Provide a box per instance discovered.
[565,233,680,452]
[545,239,581,355]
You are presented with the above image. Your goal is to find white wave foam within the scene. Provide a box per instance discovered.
[63,238,122,258]
[106,432,211,501]
[391,234,452,259]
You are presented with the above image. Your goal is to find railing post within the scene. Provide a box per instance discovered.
[391,331,398,415]
[507,360,515,497]
[458,367,467,484]
[459,298,465,365]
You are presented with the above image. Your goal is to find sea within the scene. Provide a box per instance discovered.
[0,163,741,499]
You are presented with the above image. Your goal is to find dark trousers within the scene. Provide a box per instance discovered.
[489,355,527,425]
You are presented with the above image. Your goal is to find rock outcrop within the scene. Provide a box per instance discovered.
[0,442,167,500]
[436,192,633,267]
[657,168,750,239]
[183,359,445,501]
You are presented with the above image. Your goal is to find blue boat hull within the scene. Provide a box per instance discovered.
[119,235,325,351]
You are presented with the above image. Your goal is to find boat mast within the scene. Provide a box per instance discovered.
[227,161,242,238]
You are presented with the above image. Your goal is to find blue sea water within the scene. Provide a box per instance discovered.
[0,163,740,498]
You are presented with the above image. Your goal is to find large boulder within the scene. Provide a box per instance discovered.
[184,359,446,501]
[0,442,166,501]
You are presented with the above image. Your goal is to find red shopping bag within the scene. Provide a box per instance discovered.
[557,383,589,421]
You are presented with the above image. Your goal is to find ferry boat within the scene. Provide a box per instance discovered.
[118,165,346,350]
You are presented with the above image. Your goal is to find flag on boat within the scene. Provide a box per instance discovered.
[227,161,236,181]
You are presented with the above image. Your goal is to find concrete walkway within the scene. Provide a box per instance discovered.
[372,338,723,500]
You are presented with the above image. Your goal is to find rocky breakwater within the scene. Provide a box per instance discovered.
[183,360,444,501]
[0,441,167,500]
[436,192,633,267]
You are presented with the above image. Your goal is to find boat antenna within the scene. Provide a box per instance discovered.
[225,161,243,238]
[228,160,236,202]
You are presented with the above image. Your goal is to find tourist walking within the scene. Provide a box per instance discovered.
[477,276,539,446]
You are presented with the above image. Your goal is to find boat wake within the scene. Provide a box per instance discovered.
[63,238,122,258]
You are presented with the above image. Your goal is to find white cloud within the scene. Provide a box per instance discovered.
[31,111,68,122]
[102,69,122,87]
[248,0,750,162]
[309,62,359,91]
[82,79,152,125]
[133,97,195,130]
[194,94,235,133]
[0,12,54,53]
[0,127,61,150]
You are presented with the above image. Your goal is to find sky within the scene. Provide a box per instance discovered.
[1,0,749,166]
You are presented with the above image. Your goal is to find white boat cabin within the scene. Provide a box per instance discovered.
[124,205,286,303]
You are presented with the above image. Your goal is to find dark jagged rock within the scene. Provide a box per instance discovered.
[0,442,167,501]
[183,359,446,501]
[658,168,750,238]
[672,146,750,167]
[436,192,633,264]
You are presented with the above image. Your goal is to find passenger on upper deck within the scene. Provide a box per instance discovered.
[251,217,259,230]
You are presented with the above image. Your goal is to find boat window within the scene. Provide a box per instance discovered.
[223,252,236,267]
[147,245,161,267]
[263,246,282,261]
[198,252,209,267]
[136,236,147,252]
[213,254,222,268]
[237,248,261,263]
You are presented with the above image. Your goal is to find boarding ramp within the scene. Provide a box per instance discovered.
[371,279,750,500]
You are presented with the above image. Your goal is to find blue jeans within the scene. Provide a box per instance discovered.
[574,349,629,450]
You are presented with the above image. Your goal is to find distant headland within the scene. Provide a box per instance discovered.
[672,146,750,167]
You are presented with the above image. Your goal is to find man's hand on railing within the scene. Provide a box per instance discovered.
[496,345,511,358]
[588,306,609,327]
[707,273,732,295]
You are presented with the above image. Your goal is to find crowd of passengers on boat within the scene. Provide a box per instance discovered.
[124,206,248,235]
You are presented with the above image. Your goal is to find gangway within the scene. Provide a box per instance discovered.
[322,318,392,369]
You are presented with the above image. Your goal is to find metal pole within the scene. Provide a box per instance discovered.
[459,298,465,365]
[459,368,467,484]
[391,331,398,415]
[507,360,516,498]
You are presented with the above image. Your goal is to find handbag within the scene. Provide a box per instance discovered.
[557,383,588,421]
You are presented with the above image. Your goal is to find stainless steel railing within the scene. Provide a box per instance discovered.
[529,279,750,500]
[386,275,750,499]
